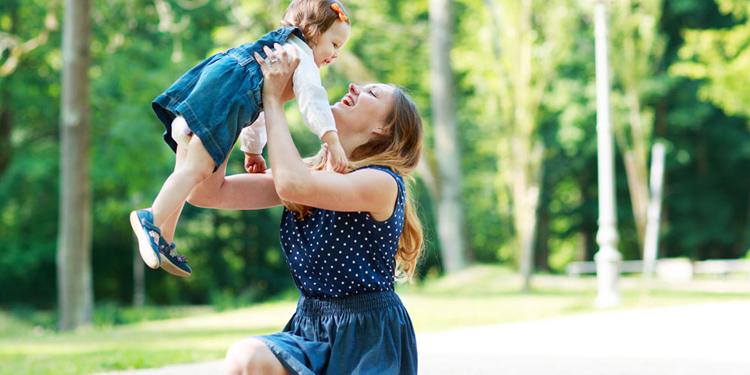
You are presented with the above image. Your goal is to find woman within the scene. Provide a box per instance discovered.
[188,44,424,375]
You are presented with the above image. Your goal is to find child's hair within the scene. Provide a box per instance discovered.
[281,0,350,46]
[284,86,425,283]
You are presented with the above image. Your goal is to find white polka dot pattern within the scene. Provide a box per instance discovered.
[279,166,406,298]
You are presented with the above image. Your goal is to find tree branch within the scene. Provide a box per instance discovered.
[0,10,60,76]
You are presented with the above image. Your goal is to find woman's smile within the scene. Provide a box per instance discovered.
[341,93,355,107]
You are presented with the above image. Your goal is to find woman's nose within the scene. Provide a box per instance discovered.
[350,83,360,95]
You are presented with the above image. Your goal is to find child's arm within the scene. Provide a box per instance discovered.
[321,131,348,173]
[256,45,397,218]
[285,42,341,160]
[239,113,267,173]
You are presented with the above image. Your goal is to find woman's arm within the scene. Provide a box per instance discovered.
[255,45,397,220]
[294,169,398,220]
[187,160,282,210]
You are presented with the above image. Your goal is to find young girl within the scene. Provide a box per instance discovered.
[130,0,351,277]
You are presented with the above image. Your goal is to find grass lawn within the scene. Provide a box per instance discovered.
[2,265,749,375]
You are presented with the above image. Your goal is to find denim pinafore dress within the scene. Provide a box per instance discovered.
[257,166,418,375]
[151,27,306,169]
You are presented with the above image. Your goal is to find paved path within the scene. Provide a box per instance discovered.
[95,301,750,375]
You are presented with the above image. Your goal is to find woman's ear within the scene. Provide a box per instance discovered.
[372,126,388,136]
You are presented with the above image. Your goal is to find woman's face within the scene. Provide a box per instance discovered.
[332,83,394,142]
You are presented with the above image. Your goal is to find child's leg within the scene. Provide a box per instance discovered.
[188,158,229,204]
[159,144,189,244]
[151,135,215,230]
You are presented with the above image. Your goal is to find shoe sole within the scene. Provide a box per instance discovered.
[160,257,192,278]
[130,211,161,269]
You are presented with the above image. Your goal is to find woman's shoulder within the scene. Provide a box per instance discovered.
[350,166,406,221]
[354,165,399,175]
[352,165,405,189]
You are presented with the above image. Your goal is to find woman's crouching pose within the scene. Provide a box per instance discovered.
[188,43,424,375]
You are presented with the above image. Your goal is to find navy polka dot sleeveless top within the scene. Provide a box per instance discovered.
[279,166,406,299]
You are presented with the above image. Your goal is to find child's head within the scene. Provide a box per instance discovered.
[282,0,351,68]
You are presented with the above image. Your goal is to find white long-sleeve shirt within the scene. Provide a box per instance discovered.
[240,34,336,154]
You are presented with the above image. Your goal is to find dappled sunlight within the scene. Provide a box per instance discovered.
[134,301,297,332]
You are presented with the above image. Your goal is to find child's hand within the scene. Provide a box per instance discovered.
[321,131,348,173]
[244,152,267,173]
[327,143,348,173]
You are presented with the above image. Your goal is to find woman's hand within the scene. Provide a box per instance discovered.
[254,44,300,105]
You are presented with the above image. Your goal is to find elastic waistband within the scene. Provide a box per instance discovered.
[297,291,403,316]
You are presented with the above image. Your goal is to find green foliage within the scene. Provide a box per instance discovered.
[0,0,749,313]
[671,0,750,119]
[664,0,750,258]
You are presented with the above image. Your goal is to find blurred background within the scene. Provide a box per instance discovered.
[1,0,750,373]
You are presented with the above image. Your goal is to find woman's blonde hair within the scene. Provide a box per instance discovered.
[285,86,425,282]
[281,0,350,47]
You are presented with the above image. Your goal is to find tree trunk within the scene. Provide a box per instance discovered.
[611,0,665,256]
[429,0,467,273]
[513,0,545,292]
[517,148,543,291]
[0,4,15,175]
[745,175,750,253]
[133,234,145,307]
[57,0,92,331]
[536,205,550,272]
[623,150,647,251]
[626,88,650,251]
[0,97,11,175]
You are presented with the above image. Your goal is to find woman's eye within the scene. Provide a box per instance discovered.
[369,90,377,97]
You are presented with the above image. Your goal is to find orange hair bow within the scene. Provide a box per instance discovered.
[330,3,348,22]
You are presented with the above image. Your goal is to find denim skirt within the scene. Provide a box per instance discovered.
[257,291,418,375]
[151,50,263,169]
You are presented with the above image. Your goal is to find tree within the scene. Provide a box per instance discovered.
[670,0,750,252]
[609,0,667,252]
[429,0,468,273]
[671,0,750,118]
[57,0,93,330]
[482,0,578,290]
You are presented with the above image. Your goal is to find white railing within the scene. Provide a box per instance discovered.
[565,258,750,278]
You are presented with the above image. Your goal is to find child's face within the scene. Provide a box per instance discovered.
[311,21,350,68]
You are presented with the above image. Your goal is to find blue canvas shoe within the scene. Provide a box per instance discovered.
[129,209,162,269]
[159,239,191,277]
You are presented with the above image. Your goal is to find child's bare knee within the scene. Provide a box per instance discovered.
[180,160,214,185]
[191,163,214,183]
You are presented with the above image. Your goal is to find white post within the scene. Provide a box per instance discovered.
[593,0,622,308]
[642,143,666,280]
